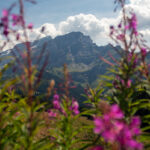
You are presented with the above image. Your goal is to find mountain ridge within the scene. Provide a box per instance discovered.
[0,32,117,104]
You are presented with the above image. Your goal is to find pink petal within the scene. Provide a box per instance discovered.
[2,9,8,17]
[27,23,33,29]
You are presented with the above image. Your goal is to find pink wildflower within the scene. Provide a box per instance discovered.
[94,117,103,134]
[3,29,9,36]
[125,13,138,36]
[121,79,125,86]
[60,108,67,116]
[1,9,9,36]
[120,78,132,88]
[12,14,21,26]
[110,25,114,35]
[2,9,8,17]
[125,25,129,30]
[53,94,61,109]
[116,34,125,41]
[16,33,20,40]
[110,25,114,30]
[127,52,133,62]
[70,99,80,115]
[91,146,103,150]
[118,23,122,28]
[54,94,59,100]
[15,112,20,117]
[94,104,124,142]
[127,79,131,88]
[53,100,60,109]
[131,13,137,31]
[94,103,143,150]
[141,48,147,58]
[27,23,33,29]
[113,80,118,89]
[129,116,141,135]
[48,110,57,117]
[117,118,143,150]
[127,52,138,68]
[109,104,124,119]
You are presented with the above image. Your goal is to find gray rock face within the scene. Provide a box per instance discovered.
[0,32,118,102]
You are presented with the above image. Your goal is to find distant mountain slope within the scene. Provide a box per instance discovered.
[0,32,118,104]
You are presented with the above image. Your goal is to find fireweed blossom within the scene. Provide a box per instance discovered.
[125,13,138,36]
[113,76,132,89]
[27,23,33,29]
[140,48,147,59]
[2,9,8,17]
[70,99,80,115]
[94,104,143,150]
[52,94,61,110]
[127,52,138,69]
[91,146,103,150]
[127,79,132,88]
[0,8,30,38]
[94,104,124,142]
[12,14,22,26]
[130,14,137,32]
[117,116,143,150]
[49,94,80,117]
[48,94,63,117]
[1,9,9,36]
[117,33,125,41]
[48,110,57,117]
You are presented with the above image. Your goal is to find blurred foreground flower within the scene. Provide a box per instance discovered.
[48,94,80,117]
[91,146,103,150]
[94,101,143,150]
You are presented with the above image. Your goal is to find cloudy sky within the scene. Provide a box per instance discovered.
[0,0,150,49]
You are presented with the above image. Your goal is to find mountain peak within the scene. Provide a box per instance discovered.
[54,31,93,46]
[64,31,84,37]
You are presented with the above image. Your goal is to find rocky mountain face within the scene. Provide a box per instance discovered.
[0,32,118,104]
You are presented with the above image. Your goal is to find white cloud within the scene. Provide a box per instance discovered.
[125,0,150,45]
[11,14,115,47]
[58,14,116,45]
[129,0,150,7]
[31,0,150,46]
[126,0,150,30]
[38,23,61,38]
[1,0,150,51]
[28,14,118,46]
